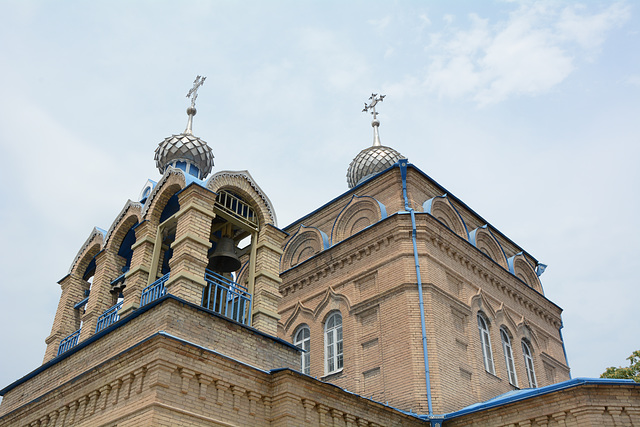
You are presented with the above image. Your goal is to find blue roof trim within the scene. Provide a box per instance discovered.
[0,294,299,396]
[284,160,402,232]
[280,212,404,275]
[330,194,387,246]
[422,194,469,236]
[408,163,540,266]
[436,378,639,420]
[468,224,509,264]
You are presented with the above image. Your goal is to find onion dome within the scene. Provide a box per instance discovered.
[347,93,403,188]
[155,76,214,179]
[347,144,403,188]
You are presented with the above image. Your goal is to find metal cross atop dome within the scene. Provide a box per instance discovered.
[362,93,385,120]
[362,93,385,146]
[187,75,207,109]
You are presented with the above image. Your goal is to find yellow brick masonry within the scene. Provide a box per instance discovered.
[164,184,216,305]
[252,223,287,336]
[444,383,640,426]
[0,297,299,417]
[43,273,88,362]
[0,321,427,426]
[277,166,571,415]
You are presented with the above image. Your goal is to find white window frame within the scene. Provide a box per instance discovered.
[294,325,310,375]
[324,312,343,375]
[522,340,537,388]
[500,327,518,387]
[477,313,495,375]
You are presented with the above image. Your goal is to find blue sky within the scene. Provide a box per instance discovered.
[0,0,638,400]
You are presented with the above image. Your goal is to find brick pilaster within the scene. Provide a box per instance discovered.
[120,220,155,317]
[43,274,87,362]
[252,223,286,336]
[80,250,120,341]
[164,185,215,305]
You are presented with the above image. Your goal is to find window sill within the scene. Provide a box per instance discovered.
[484,370,502,382]
[321,369,343,380]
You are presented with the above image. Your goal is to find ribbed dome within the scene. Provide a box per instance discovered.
[154,132,214,179]
[346,145,403,188]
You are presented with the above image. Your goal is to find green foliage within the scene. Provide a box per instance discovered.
[600,350,640,383]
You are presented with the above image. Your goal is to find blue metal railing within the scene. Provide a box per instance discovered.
[57,328,81,356]
[95,301,123,333]
[202,269,252,325]
[140,273,170,307]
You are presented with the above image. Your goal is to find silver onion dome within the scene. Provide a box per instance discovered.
[347,93,403,188]
[155,76,214,179]
[347,145,403,188]
[154,127,214,179]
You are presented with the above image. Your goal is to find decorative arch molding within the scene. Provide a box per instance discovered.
[423,195,468,240]
[516,319,541,350]
[141,167,186,221]
[331,194,387,245]
[103,201,142,249]
[314,286,352,320]
[508,253,543,294]
[206,170,277,227]
[470,289,496,320]
[469,225,508,268]
[495,303,519,333]
[68,227,106,275]
[282,301,315,334]
[281,225,330,271]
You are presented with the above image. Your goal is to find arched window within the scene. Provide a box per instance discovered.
[294,326,310,375]
[477,313,495,375]
[522,340,537,388]
[501,327,518,386]
[325,312,343,374]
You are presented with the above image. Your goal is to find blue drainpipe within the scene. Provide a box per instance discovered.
[559,321,571,379]
[400,160,434,416]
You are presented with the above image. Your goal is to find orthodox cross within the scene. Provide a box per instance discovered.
[362,93,386,120]
[186,75,207,108]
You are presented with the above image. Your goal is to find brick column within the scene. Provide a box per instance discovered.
[120,221,155,318]
[164,185,215,305]
[43,274,87,362]
[80,249,120,341]
[252,223,286,336]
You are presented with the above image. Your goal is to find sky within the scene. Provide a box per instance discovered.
[0,0,638,401]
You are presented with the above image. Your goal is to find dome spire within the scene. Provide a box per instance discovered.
[184,75,206,134]
[347,94,403,189]
[362,93,385,147]
[154,76,215,180]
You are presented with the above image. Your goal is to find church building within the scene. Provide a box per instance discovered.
[0,80,638,426]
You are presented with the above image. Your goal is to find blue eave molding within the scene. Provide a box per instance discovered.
[428,377,640,421]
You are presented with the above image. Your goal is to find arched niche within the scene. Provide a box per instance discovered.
[103,201,142,250]
[508,253,543,294]
[68,227,105,277]
[206,170,277,227]
[281,225,329,272]
[331,194,387,245]
[106,213,140,275]
[141,167,186,227]
[423,195,468,240]
[469,225,508,268]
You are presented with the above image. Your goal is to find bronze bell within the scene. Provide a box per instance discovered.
[209,236,241,273]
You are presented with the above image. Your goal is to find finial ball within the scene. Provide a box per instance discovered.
[187,106,197,116]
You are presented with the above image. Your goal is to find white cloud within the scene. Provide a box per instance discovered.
[368,16,391,32]
[423,2,629,105]
[557,2,630,51]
